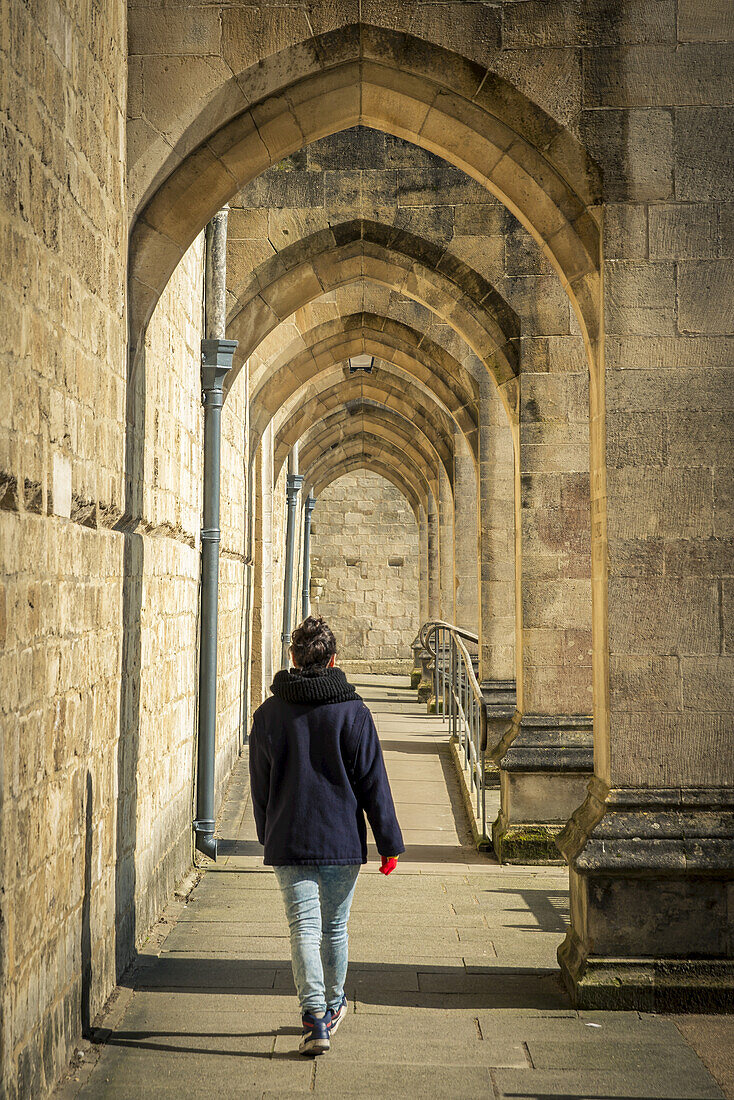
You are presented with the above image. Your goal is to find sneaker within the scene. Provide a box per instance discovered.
[299,1011,331,1056]
[327,996,348,1035]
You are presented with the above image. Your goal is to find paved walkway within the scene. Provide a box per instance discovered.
[59,676,732,1099]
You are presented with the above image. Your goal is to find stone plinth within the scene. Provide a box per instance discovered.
[557,780,734,1011]
[481,679,517,788]
[490,715,593,864]
[411,637,426,690]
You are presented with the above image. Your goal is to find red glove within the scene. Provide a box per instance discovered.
[380,856,399,876]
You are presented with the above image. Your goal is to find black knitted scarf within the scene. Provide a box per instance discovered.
[270,666,361,705]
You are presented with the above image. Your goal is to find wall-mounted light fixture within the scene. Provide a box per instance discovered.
[348,354,374,373]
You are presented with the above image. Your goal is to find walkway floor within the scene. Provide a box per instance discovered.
[59,676,732,1099]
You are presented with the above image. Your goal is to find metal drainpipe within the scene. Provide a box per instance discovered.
[193,206,237,862]
[280,465,304,669]
[301,494,316,620]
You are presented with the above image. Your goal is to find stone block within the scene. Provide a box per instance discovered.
[521,579,592,631]
[605,333,734,371]
[128,9,221,56]
[501,0,676,47]
[606,412,665,467]
[140,55,239,144]
[717,468,734,539]
[519,336,588,374]
[663,538,733,578]
[665,410,734,468]
[506,275,572,336]
[221,6,311,74]
[678,0,734,40]
[522,662,594,716]
[608,577,720,656]
[681,657,734,712]
[238,169,324,209]
[582,107,674,202]
[584,43,734,107]
[396,166,490,207]
[678,260,734,334]
[649,203,719,259]
[610,654,682,712]
[604,259,677,335]
[603,203,648,260]
[723,579,734,655]
[675,108,734,200]
[606,364,733,412]
[50,453,71,518]
[607,467,713,539]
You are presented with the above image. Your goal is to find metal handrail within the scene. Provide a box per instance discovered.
[420,620,488,839]
[419,618,478,654]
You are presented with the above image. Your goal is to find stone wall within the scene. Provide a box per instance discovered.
[311,472,419,672]
[0,54,251,1092]
[1,198,250,1093]
[0,0,128,1092]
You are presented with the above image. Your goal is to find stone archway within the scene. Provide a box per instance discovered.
[128,26,601,362]
[273,388,458,481]
[282,402,452,488]
[248,312,479,453]
[226,218,519,396]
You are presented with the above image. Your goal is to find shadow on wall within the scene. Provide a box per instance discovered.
[113,344,145,982]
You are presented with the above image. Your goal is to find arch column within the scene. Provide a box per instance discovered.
[411,501,430,693]
[490,361,594,863]
[453,428,479,633]
[418,503,429,628]
[417,487,442,704]
[438,463,455,625]
[477,375,518,730]
[251,424,274,706]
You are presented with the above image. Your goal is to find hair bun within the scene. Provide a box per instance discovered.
[291,616,336,670]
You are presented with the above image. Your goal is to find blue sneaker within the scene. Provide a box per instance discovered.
[299,1011,331,1056]
[328,996,348,1035]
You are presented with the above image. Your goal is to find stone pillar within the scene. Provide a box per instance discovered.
[413,502,430,691]
[427,488,440,621]
[204,206,228,338]
[250,442,265,708]
[418,489,441,703]
[260,424,274,693]
[477,376,518,752]
[490,362,593,864]
[453,429,479,633]
[557,198,734,1011]
[438,463,454,624]
[418,502,429,628]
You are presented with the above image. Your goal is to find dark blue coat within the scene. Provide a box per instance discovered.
[248,667,405,865]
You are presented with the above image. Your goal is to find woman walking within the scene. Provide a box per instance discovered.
[248,616,404,1055]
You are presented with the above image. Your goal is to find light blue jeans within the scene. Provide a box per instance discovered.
[274,864,361,1015]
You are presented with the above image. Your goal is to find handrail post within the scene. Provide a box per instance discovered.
[433,627,439,712]
[417,619,489,849]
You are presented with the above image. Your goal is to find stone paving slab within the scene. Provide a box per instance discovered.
[491,1068,724,1099]
[58,676,732,1100]
[312,1060,494,1097]
[673,1017,734,1100]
